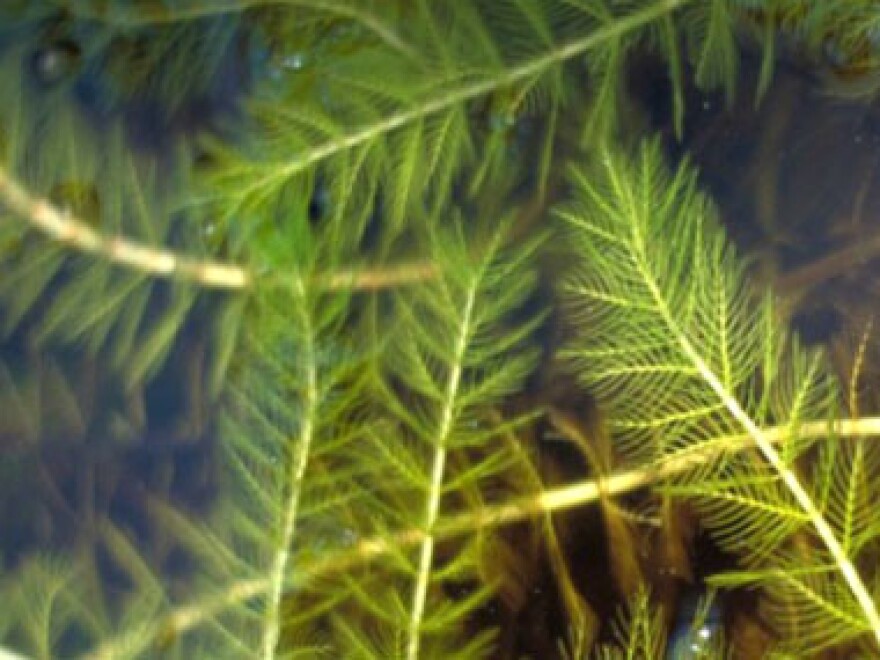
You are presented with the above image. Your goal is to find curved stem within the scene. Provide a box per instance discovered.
[0,165,435,291]
[260,277,317,659]
[82,415,880,660]
[235,0,690,203]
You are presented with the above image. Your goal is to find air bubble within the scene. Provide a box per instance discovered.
[31,39,82,86]
[282,52,307,71]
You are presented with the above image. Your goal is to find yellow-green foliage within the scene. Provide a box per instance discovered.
[1,1,880,658]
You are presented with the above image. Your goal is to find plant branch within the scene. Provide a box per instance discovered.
[406,278,476,660]
[0,165,435,292]
[260,278,317,659]
[634,220,880,644]
[0,0,689,295]
[81,415,880,659]
[0,166,249,287]
[238,0,691,202]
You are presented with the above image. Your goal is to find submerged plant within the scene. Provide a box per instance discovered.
[2,1,880,658]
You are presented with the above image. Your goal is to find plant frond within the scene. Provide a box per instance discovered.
[711,562,871,654]
[199,0,689,248]
[682,1,740,103]
[591,589,666,659]
[557,139,880,649]
[0,47,247,392]
[706,426,880,654]
[335,218,545,659]
[10,2,880,658]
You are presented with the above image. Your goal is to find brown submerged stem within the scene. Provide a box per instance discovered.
[81,415,880,659]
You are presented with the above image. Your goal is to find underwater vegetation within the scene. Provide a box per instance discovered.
[4,0,880,658]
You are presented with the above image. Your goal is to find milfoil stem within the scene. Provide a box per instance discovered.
[619,188,880,647]
[84,415,880,660]
[406,285,476,660]
[261,278,318,659]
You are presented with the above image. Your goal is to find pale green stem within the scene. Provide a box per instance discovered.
[406,284,476,660]
[82,416,880,660]
[677,340,880,647]
[240,0,691,200]
[0,0,688,290]
[261,278,318,659]
[610,157,880,648]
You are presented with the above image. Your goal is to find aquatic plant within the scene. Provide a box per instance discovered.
[2,1,880,658]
